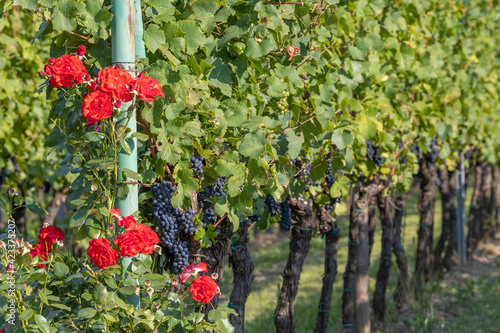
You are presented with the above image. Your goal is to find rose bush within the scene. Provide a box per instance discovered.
[0,44,234,332]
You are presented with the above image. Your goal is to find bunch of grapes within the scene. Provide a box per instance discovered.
[189,154,204,176]
[366,140,385,167]
[171,240,189,274]
[426,138,439,166]
[279,197,292,231]
[410,142,418,155]
[325,159,336,188]
[323,150,343,211]
[277,91,290,114]
[198,176,227,227]
[152,180,194,273]
[292,157,317,191]
[265,194,282,216]
[229,42,245,58]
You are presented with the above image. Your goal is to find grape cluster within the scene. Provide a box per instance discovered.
[199,176,227,227]
[189,154,204,176]
[292,157,317,191]
[171,240,189,273]
[410,142,418,155]
[265,194,282,216]
[366,140,385,167]
[426,138,439,166]
[248,214,261,223]
[279,197,292,231]
[325,159,336,188]
[229,42,245,58]
[464,149,472,160]
[152,180,194,273]
[323,150,343,211]
[277,91,290,114]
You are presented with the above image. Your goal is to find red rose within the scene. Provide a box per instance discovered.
[114,230,144,257]
[136,72,164,101]
[76,45,86,56]
[82,90,113,124]
[30,243,48,269]
[117,215,136,229]
[38,226,64,253]
[190,275,218,303]
[87,238,119,269]
[128,223,159,254]
[47,54,88,88]
[97,67,135,102]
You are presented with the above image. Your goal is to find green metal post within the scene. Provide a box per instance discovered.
[111,0,139,308]
[134,0,146,59]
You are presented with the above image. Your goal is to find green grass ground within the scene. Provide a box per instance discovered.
[219,186,500,332]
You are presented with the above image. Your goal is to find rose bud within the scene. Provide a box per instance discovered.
[145,280,151,287]
[147,287,154,298]
[211,272,219,280]
[114,100,122,109]
[76,45,86,56]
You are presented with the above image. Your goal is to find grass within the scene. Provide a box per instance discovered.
[219,184,500,332]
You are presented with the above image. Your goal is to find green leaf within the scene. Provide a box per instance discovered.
[348,45,365,60]
[331,129,353,150]
[25,204,48,216]
[13,0,37,10]
[239,131,266,158]
[85,132,106,142]
[92,284,108,305]
[144,24,165,53]
[121,168,143,182]
[85,218,101,239]
[78,307,97,319]
[356,113,378,140]
[245,35,276,58]
[52,6,76,31]
[178,20,205,54]
[50,303,72,311]
[70,205,92,228]
[19,309,34,321]
[285,129,303,159]
[53,262,70,278]
[35,314,51,333]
